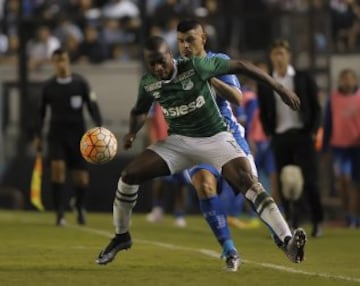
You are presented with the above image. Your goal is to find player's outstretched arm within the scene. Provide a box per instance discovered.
[123,108,147,150]
[228,60,300,110]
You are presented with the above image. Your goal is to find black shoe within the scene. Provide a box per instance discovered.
[283,228,307,263]
[77,209,87,225]
[96,232,132,265]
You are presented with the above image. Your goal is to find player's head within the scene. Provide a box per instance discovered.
[51,48,70,76]
[177,19,207,58]
[144,36,174,80]
[338,68,358,94]
[269,39,291,74]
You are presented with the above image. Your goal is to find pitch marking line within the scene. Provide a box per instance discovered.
[70,224,360,284]
[2,214,359,283]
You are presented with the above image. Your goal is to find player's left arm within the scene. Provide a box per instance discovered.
[82,77,103,126]
[192,57,300,110]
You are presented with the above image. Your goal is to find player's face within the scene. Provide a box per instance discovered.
[270,47,290,73]
[52,53,70,75]
[144,44,174,80]
[338,72,358,94]
[177,26,206,58]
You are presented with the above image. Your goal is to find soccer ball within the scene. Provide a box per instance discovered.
[280,165,303,201]
[80,127,118,164]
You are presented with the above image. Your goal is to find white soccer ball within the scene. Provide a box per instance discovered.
[80,127,118,164]
[280,165,303,201]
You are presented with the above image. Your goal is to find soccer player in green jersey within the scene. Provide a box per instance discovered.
[96,36,306,268]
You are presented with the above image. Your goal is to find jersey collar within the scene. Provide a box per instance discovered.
[56,76,72,84]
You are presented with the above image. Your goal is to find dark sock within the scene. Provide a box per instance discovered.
[75,186,87,211]
[52,182,64,218]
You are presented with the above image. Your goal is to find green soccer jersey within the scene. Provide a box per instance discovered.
[134,56,231,137]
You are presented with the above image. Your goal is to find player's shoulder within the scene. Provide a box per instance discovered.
[207,51,231,60]
[140,72,157,84]
[139,73,161,92]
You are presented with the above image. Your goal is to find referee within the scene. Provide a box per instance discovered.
[34,48,102,226]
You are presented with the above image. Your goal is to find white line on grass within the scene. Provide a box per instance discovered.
[69,224,360,284]
[2,213,360,283]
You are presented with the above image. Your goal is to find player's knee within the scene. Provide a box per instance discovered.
[193,178,217,199]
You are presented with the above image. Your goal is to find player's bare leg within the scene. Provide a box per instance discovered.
[96,150,171,265]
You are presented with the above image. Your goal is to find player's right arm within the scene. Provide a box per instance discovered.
[124,81,154,150]
[210,77,242,106]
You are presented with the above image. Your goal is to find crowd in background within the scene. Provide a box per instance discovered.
[0,0,360,228]
[0,0,360,68]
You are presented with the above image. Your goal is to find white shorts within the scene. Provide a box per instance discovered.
[147,131,247,174]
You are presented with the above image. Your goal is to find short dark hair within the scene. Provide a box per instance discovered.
[177,19,205,33]
[339,68,357,78]
[270,39,291,52]
[52,48,67,57]
[144,36,168,51]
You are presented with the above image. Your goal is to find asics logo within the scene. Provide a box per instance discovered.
[162,95,205,118]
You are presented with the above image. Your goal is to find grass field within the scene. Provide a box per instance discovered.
[0,210,359,286]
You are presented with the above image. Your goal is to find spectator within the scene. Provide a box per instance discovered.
[323,68,360,228]
[75,25,107,64]
[330,0,357,52]
[27,25,60,70]
[102,0,140,19]
[0,34,18,65]
[257,39,324,237]
[53,15,83,47]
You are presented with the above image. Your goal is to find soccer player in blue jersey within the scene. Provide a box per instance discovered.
[96,35,306,269]
[176,19,255,271]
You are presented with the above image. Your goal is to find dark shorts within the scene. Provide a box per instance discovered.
[48,132,86,170]
[332,147,360,183]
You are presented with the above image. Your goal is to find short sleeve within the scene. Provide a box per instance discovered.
[133,82,154,115]
[192,56,230,81]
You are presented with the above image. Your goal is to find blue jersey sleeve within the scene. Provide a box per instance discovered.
[209,52,241,89]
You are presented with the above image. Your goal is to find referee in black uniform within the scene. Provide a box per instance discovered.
[34,48,102,226]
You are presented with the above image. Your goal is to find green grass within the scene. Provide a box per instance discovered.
[0,210,359,286]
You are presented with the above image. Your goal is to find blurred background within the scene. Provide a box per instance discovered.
[0,0,359,222]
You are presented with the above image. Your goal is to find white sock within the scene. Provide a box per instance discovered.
[246,183,292,242]
[113,178,139,234]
